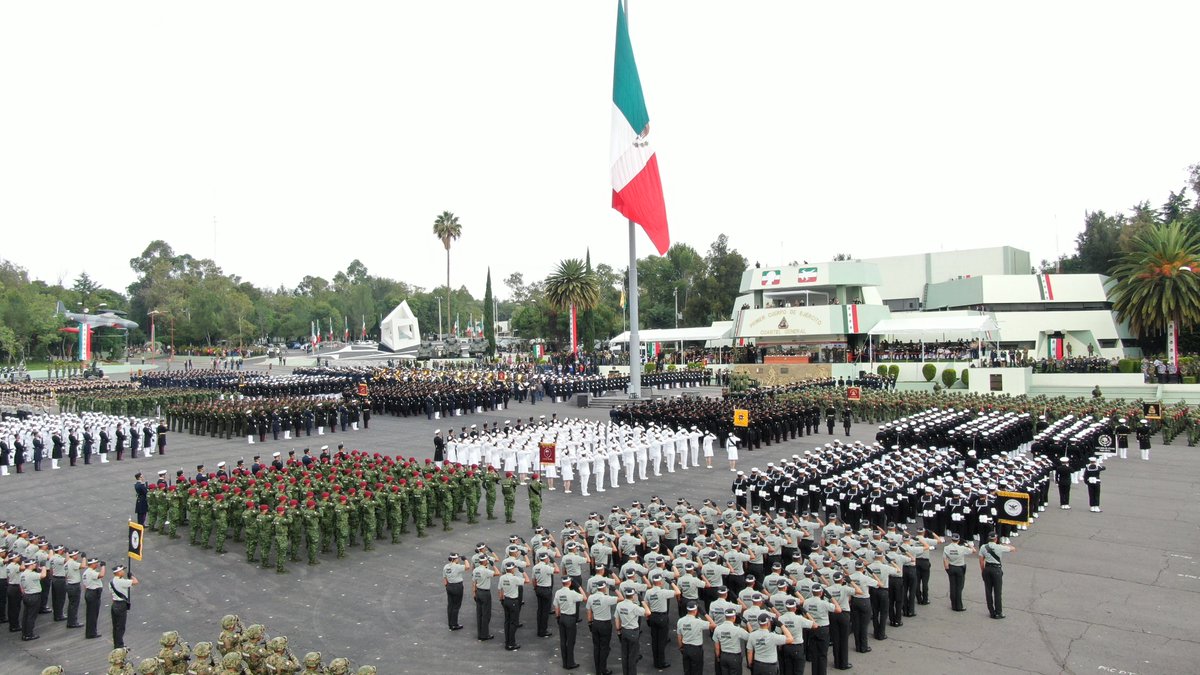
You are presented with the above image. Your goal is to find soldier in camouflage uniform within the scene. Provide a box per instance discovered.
[360,492,377,550]
[218,614,243,656]
[319,494,335,553]
[197,492,214,549]
[483,467,499,520]
[273,506,291,574]
[136,659,160,675]
[326,658,350,675]
[213,494,230,554]
[219,651,249,675]
[257,506,275,570]
[334,495,351,558]
[191,642,217,675]
[463,470,481,524]
[385,485,404,543]
[527,473,543,529]
[238,624,268,674]
[168,487,183,539]
[410,481,428,538]
[243,502,260,564]
[107,648,135,675]
[158,630,191,674]
[288,500,303,563]
[501,472,518,524]
[438,476,454,532]
[300,652,324,675]
[302,501,321,565]
[263,636,300,674]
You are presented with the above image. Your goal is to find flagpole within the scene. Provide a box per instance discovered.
[628,219,642,398]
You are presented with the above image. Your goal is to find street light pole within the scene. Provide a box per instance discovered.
[436,297,443,340]
[673,287,680,362]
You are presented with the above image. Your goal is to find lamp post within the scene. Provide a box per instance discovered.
[673,287,680,362]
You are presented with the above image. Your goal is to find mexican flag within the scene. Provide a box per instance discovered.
[797,267,818,283]
[760,269,781,286]
[611,0,669,255]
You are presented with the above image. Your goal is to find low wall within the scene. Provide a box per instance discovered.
[967,368,1032,396]
[732,363,832,386]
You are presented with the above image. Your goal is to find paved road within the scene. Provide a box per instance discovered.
[3,390,1199,674]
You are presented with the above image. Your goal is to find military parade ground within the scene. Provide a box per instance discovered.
[0,358,1196,674]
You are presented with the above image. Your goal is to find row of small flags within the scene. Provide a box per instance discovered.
[759,267,819,286]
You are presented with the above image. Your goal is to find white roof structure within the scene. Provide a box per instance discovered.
[868,314,998,336]
[611,321,734,347]
[380,300,420,354]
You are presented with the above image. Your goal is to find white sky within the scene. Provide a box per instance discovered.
[3,1,1198,299]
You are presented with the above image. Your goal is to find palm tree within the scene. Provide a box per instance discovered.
[432,211,463,336]
[1108,220,1200,338]
[545,258,601,350]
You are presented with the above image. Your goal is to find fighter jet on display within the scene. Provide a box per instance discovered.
[56,301,138,361]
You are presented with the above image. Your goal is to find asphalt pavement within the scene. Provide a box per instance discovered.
[2,386,1199,674]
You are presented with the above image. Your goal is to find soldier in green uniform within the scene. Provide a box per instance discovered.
[301,652,325,674]
[527,473,543,529]
[107,647,134,675]
[273,506,291,574]
[212,494,229,554]
[198,492,214,549]
[439,476,454,532]
[346,492,361,547]
[218,614,242,656]
[319,494,335,553]
[464,470,481,524]
[187,489,203,546]
[483,467,499,520]
[288,500,303,562]
[239,624,268,674]
[158,630,191,674]
[191,642,217,675]
[501,472,518,524]
[244,502,260,564]
[410,481,429,537]
[334,496,351,558]
[168,487,183,539]
[361,492,378,550]
[258,506,276,570]
[145,485,160,533]
[303,501,321,565]
[263,636,300,673]
[386,485,404,543]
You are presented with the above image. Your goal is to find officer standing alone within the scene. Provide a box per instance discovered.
[979,532,1015,619]
[443,553,469,631]
[109,564,137,648]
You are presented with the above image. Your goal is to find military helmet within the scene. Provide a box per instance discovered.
[40,667,65,675]
[222,652,245,669]
[109,648,130,665]
[244,624,265,640]
[304,652,323,668]
[193,641,213,659]
[356,667,378,675]
[161,630,180,646]
[138,658,161,674]
[220,614,241,630]
[327,657,351,674]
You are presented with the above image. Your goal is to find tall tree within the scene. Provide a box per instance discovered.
[483,268,496,356]
[545,258,600,347]
[432,211,463,336]
[1108,221,1200,337]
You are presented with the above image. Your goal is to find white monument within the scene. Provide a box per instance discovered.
[380,300,420,354]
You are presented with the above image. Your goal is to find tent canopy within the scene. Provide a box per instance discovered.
[610,321,734,345]
[867,314,998,336]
